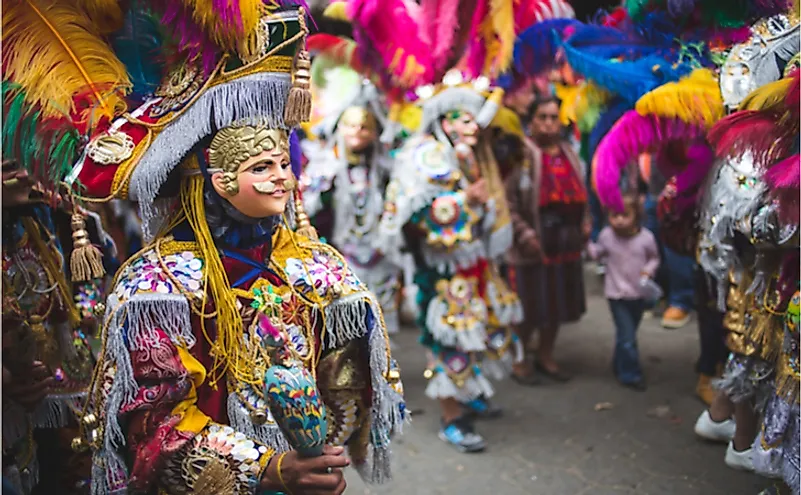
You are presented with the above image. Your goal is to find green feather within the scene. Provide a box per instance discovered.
[2,80,81,187]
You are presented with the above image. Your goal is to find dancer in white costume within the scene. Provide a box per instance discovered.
[302,68,403,334]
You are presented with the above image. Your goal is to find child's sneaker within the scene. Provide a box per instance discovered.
[463,396,503,419]
[438,418,486,453]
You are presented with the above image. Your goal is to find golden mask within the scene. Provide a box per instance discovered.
[209,126,289,195]
[339,107,378,133]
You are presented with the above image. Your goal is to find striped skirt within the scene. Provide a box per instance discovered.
[511,205,586,330]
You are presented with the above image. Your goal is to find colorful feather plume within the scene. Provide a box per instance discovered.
[489,0,515,73]
[554,81,611,132]
[709,71,800,167]
[307,33,366,76]
[512,19,579,75]
[74,0,124,33]
[347,0,435,88]
[152,1,221,73]
[111,4,164,104]
[592,110,705,211]
[153,0,260,50]
[2,81,81,188]
[589,98,632,157]
[419,0,462,71]
[765,153,800,225]
[2,0,132,127]
[635,68,724,127]
[563,42,692,102]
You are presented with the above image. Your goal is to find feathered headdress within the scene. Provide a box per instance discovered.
[635,68,724,127]
[709,70,801,169]
[2,0,132,134]
[592,110,710,211]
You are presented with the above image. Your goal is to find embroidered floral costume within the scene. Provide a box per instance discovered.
[60,4,403,494]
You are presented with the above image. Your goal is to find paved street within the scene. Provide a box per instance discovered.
[346,271,775,495]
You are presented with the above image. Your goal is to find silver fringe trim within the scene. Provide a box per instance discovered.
[424,369,495,402]
[31,392,84,429]
[425,297,488,352]
[321,293,374,350]
[421,239,486,275]
[713,354,774,412]
[101,292,194,454]
[364,299,405,484]
[225,392,291,453]
[129,72,292,215]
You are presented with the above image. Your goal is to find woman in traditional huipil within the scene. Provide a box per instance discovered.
[505,95,589,382]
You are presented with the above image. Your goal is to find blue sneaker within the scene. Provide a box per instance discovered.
[463,397,503,419]
[438,418,486,453]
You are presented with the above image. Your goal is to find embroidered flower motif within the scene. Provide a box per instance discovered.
[115,250,204,300]
[284,251,360,298]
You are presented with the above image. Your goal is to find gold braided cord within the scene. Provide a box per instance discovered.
[180,167,258,388]
[21,217,81,326]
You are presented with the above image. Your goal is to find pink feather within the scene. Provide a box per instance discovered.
[461,0,489,78]
[430,0,462,71]
[347,0,436,87]
[766,154,800,189]
[593,110,705,212]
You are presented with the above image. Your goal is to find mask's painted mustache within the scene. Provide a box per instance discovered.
[253,177,296,194]
[253,180,278,193]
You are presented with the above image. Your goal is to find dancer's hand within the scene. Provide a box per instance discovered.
[4,361,54,411]
[466,179,489,205]
[524,235,542,258]
[261,445,349,495]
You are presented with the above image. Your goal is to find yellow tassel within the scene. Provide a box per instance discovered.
[635,68,724,128]
[180,169,259,387]
[284,8,312,126]
[294,194,319,241]
[70,213,105,282]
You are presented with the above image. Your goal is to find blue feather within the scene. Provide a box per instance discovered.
[513,19,580,75]
[111,3,163,104]
[589,98,632,159]
[562,34,693,102]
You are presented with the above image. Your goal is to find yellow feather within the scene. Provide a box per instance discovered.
[323,2,350,22]
[490,0,515,73]
[635,68,724,128]
[554,83,579,126]
[739,76,794,113]
[73,0,123,34]
[3,0,131,121]
[181,0,261,50]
